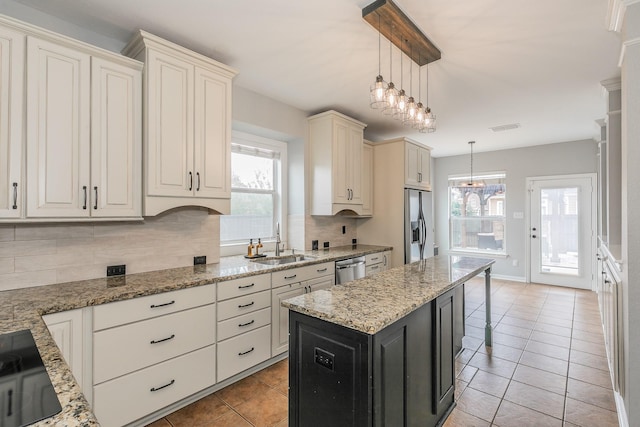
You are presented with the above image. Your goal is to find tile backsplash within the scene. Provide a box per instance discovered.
[304,215,357,250]
[0,208,220,291]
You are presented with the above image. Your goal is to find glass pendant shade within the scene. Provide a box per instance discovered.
[403,97,417,126]
[392,89,407,119]
[414,102,425,128]
[424,107,436,133]
[370,75,388,109]
[382,82,399,115]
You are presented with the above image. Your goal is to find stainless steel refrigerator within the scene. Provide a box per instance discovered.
[405,189,434,263]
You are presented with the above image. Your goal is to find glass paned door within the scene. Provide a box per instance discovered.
[529,176,595,289]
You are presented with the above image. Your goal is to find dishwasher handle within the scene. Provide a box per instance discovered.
[336,261,365,270]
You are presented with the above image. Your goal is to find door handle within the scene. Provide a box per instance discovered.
[188,172,193,191]
[150,334,175,344]
[150,379,175,392]
[532,235,537,238]
[82,186,87,209]
[196,172,201,191]
[94,186,98,210]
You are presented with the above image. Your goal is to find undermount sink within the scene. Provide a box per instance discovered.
[251,255,316,266]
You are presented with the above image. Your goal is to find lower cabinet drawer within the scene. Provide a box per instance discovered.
[217,307,271,341]
[93,345,216,427]
[365,263,382,276]
[93,304,216,384]
[217,325,271,382]
[217,289,271,321]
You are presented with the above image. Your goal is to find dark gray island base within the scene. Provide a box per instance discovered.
[283,256,495,427]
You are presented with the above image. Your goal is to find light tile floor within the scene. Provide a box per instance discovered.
[147,277,618,427]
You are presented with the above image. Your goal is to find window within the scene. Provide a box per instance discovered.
[449,172,506,254]
[220,132,287,245]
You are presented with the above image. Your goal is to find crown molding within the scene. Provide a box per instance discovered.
[601,77,622,92]
[618,36,640,66]
[608,0,640,32]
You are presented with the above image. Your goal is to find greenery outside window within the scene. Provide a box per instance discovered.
[220,132,287,245]
[449,172,506,255]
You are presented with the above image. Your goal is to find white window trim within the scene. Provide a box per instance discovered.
[220,130,288,257]
[448,171,507,256]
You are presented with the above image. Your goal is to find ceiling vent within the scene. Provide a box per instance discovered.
[489,123,521,132]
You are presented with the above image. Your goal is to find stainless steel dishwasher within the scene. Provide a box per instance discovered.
[335,256,366,284]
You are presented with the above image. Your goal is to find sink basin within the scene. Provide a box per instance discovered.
[251,255,316,266]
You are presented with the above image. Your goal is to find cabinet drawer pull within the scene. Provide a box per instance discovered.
[238,283,255,289]
[150,334,175,345]
[196,172,201,191]
[239,319,255,327]
[284,274,297,280]
[150,379,175,392]
[371,265,379,270]
[238,301,255,308]
[371,257,379,261]
[238,347,255,356]
[150,300,175,309]
[188,172,193,191]
[316,268,327,273]
[82,186,87,209]
[12,182,17,209]
[93,186,98,209]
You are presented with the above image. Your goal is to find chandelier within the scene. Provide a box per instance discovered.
[364,0,440,133]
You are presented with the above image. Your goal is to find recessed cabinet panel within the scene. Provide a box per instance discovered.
[147,49,194,197]
[91,57,141,217]
[332,120,350,204]
[0,27,23,218]
[26,36,91,217]
[195,67,230,198]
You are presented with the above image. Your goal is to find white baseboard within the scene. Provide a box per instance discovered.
[615,391,629,427]
[491,274,527,283]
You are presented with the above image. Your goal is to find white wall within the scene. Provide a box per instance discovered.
[434,139,598,280]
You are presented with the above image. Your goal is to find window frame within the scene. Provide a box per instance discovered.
[448,172,507,257]
[220,131,287,254]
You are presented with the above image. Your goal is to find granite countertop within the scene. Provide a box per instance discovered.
[282,255,495,335]
[0,244,390,426]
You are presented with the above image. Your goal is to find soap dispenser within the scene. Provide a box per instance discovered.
[247,239,254,257]
[256,238,263,255]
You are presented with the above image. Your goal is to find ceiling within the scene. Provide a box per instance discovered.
[8,0,621,157]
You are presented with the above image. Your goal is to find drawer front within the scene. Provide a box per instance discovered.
[217,307,271,341]
[271,262,334,287]
[94,304,216,384]
[366,264,383,276]
[217,289,270,321]
[93,284,215,331]
[217,325,271,381]
[218,273,270,301]
[365,252,383,265]
[93,344,216,427]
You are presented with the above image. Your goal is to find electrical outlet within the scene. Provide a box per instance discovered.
[342,225,346,234]
[314,347,334,371]
[323,241,330,248]
[352,238,357,245]
[194,256,207,265]
[312,240,319,250]
[106,264,126,277]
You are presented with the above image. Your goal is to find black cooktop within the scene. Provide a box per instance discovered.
[0,329,62,427]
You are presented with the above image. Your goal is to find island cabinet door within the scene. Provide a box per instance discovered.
[434,289,456,418]
[372,302,437,427]
[288,312,371,427]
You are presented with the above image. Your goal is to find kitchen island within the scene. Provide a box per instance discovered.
[283,255,494,427]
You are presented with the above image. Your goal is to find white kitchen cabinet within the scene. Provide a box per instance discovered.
[405,140,431,191]
[0,377,18,427]
[123,30,236,216]
[25,35,142,219]
[26,36,91,218]
[93,344,216,427]
[90,57,142,217]
[361,141,374,216]
[271,262,334,355]
[217,325,271,382]
[0,26,24,219]
[308,110,367,216]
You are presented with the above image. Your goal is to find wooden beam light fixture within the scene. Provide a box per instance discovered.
[362,0,441,66]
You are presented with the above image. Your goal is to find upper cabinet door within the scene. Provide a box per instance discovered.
[348,125,363,205]
[332,119,350,205]
[146,49,194,197]
[419,146,431,190]
[405,142,420,188]
[26,36,91,218]
[361,143,373,216]
[194,67,230,199]
[0,27,24,218]
[91,57,142,217]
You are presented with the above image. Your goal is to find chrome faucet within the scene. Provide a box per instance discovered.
[275,222,284,256]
